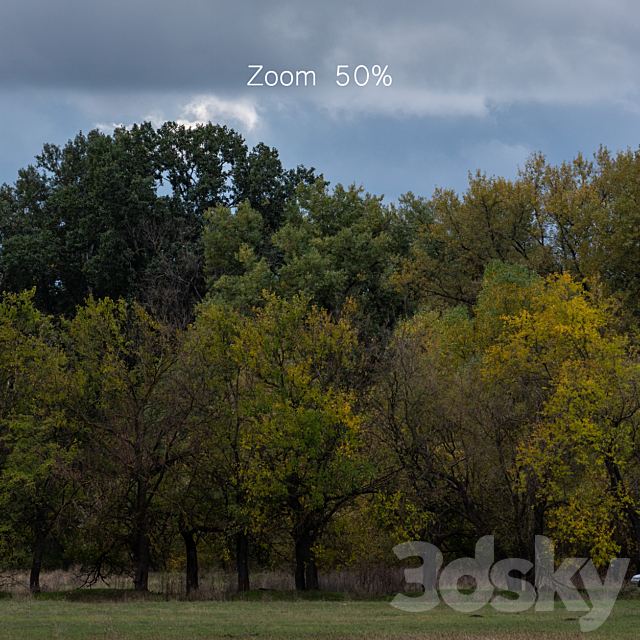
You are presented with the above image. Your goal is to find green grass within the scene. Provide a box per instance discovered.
[28,588,397,603]
[0,596,638,639]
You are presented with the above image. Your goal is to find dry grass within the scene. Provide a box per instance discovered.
[0,566,410,600]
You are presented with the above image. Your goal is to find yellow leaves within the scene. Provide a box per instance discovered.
[547,488,622,568]
[399,264,638,562]
[469,269,639,560]
[481,273,623,393]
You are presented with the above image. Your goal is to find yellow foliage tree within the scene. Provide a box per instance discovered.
[483,273,640,567]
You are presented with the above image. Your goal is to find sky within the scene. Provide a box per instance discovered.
[2,0,640,203]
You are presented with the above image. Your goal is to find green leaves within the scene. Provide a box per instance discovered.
[204,181,412,334]
[0,123,316,321]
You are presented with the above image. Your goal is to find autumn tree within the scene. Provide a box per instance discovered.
[397,145,640,324]
[370,300,529,561]
[64,298,193,590]
[395,166,556,310]
[483,272,640,568]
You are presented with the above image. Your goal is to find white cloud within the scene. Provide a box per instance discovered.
[95,122,126,133]
[176,95,260,131]
[75,93,261,136]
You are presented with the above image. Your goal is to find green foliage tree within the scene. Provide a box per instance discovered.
[0,123,315,321]
[0,291,84,592]
[205,182,422,334]
[176,303,255,593]
[234,294,375,590]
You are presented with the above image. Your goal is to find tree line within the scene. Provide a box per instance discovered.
[2,124,640,593]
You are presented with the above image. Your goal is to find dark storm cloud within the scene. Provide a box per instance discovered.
[0,0,334,91]
[2,0,640,113]
[1,0,258,90]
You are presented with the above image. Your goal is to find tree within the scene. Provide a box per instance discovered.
[64,298,192,590]
[175,303,254,592]
[370,310,524,563]
[236,294,375,590]
[395,165,556,311]
[397,145,640,323]
[372,263,600,567]
[0,290,84,592]
[0,122,316,322]
[205,181,419,334]
[483,272,640,568]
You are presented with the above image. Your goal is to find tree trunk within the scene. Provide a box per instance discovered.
[305,556,319,591]
[624,504,640,573]
[133,533,151,591]
[525,500,545,589]
[237,530,250,592]
[29,523,47,594]
[180,528,199,594]
[294,536,306,591]
[294,530,318,591]
[133,487,150,592]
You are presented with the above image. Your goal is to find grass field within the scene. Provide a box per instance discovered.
[0,593,639,639]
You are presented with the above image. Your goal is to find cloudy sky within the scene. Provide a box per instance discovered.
[2,0,640,202]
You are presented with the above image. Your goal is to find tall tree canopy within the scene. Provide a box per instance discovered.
[204,182,429,334]
[0,122,315,320]
[397,147,640,322]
